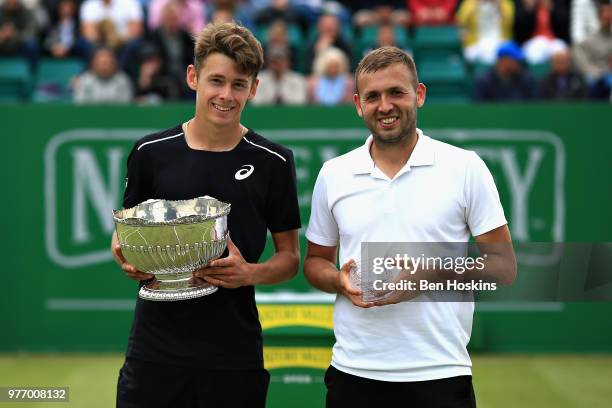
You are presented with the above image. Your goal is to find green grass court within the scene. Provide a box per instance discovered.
[1,354,610,407]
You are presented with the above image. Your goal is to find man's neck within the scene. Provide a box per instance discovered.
[185,116,246,151]
[370,131,418,179]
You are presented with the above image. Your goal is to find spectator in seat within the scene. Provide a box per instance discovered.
[570,0,601,44]
[73,46,133,103]
[513,0,570,64]
[146,1,194,98]
[0,0,37,67]
[16,0,47,33]
[210,7,234,24]
[79,0,143,68]
[308,46,354,105]
[573,1,612,83]
[42,0,85,58]
[539,45,588,99]
[254,0,306,32]
[342,1,410,29]
[474,41,537,100]
[286,0,326,27]
[408,0,458,26]
[206,0,255,31]
[362,24,413,57]
[456,0,515,64]
[148,0,206,36]
[263,20,299,70]
[305,13,352,74]
[252,45,307,105]
[134,43,181,104]
[589,54,611,100]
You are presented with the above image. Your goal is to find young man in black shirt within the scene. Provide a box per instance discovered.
[111,22,301,408]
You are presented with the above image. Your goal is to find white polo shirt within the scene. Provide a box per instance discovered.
[306,129,507,382]
[80,0,143,38]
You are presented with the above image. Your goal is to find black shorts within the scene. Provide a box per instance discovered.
[116,358,270,408]
[325,365,476,408]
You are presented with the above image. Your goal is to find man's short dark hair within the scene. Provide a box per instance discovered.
[355,46,419,93]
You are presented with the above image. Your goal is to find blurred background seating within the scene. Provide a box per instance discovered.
[0,0,609,103]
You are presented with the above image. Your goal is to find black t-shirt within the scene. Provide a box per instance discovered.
[122,124,301,369]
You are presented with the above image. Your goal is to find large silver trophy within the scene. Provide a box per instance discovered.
[113,196,230,301]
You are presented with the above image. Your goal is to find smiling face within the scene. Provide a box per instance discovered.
[354,63,426,145]
[187,52,258,128]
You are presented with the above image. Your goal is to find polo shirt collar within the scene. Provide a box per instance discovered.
[348,128,435,175]
[408,129,435,167]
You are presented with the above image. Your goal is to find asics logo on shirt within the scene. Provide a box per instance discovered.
[235,165,254,180]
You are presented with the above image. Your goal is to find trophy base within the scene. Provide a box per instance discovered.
[139,280,218,301]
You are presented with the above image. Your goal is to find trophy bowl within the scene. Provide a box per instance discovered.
[113,196,230,301]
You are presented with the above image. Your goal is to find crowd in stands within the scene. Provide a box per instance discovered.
[0,0,610,104]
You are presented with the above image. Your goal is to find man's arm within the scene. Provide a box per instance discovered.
[304,240,372,307]
[410,225,516,288]
[365,225,516,307]
[194,229,300,288]
[473,224,517,286]
[406,224,517,286]
[250,229,300,285]
[400,225,517,286]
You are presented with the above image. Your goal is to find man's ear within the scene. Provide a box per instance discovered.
[186,65,197,91]
[248,77,259,100]
[353,93,363,117]
[416,83,426,108]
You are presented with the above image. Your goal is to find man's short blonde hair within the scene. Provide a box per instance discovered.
[355,46,418,92]
[194,22,264,79]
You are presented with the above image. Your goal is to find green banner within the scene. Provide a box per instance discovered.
[1,104,611,352]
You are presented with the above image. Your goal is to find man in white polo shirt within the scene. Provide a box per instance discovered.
[304,46,517,407]
[80,0,143,67]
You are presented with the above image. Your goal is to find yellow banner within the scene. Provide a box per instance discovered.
[258,304,334,330]
[264,347,332,370]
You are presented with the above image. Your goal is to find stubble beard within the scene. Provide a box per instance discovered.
[370,110,417,146]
